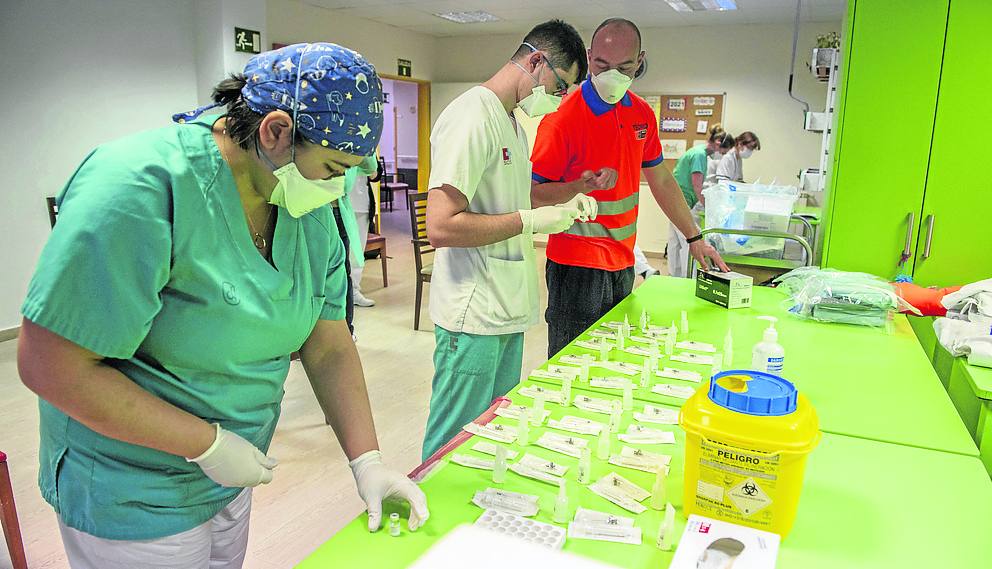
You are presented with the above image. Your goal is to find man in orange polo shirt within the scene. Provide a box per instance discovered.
[531,18,728,357]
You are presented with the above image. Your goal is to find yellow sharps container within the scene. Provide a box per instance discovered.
[679,370,820,538]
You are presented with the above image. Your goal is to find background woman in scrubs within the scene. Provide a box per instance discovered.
[666,125,736,277]
[715,130,761,183]
[16,43,427,569]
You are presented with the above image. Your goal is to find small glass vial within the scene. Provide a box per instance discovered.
[552,480,569,524]
[599,340,610,362]
[680,310,689,337]
[493,445,508,484]
[577,447,592,484]
[623,379,633,410]
[609,399,622,433]
[561,375,573,407]
[531,392,545,425]
[517,407,530,446]
[596,425,611,460]
[389,513,401,537]
[580,361,591,382]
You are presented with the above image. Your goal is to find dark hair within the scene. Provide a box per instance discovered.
[708,124,735,150]
[736,131,761,150]
[512,19,587,82]
[212,73,305,151]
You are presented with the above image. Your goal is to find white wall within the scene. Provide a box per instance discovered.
[381,79,420,169]
[0,0,199,330]
[194,0,268,103]
[430,21,840,254]
[267,0,437,81]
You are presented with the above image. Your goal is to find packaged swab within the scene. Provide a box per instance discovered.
[472,441,518,459]
[463,422,517,444]
[655,367,702,383]
[567,522,642,545]
[652,383,697,400]
[472,489,539,517]
[451,453,495,470]
[547,415,604,436]
[675,340,716,353]
[634,404,680,425]
[535,432,587,458]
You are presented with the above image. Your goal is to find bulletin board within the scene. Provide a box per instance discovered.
[642,93,726,162]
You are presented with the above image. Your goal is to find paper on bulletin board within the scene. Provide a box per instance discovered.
[661,118,687,132]
[660,139,687,159]
[693,96,716,106]
[696,120,708,134]
[668,98,686,111]
[695,109,714,116]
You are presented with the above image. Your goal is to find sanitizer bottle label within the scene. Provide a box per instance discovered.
[766,357,784,373]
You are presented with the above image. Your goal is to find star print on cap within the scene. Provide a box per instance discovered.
[174,42,384,156]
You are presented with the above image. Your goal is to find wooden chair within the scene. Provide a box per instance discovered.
[380,157,410,211]
[0,451,28,569]
[407,192,434,330]
[364,233,388,287]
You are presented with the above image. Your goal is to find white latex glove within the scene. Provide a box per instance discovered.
[518,205,580,235]
[187,424,278,487]
[558,193,598,221]
[350,450,430,532]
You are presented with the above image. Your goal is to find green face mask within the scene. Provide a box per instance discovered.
[266,162,346,218]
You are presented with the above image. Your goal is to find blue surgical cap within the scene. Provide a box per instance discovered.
[174,42,384,156]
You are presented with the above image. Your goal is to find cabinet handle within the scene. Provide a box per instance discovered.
[923,214,935,259]
[903,212,915,259]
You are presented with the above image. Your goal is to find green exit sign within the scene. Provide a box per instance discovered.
[397,59,412,77]
[235,27,261,54]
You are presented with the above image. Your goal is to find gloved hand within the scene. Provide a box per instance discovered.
[187,424,278,487]
[519,205,580,235]
[350,450,430,532]
[558,193,598,221]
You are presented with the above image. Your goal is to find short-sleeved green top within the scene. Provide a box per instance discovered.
[21,116,347,540]
[673,144,709,208]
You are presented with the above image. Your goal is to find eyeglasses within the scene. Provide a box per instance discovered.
[539,53,569,96]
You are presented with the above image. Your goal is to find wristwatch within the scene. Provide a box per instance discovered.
[686,233,704,244]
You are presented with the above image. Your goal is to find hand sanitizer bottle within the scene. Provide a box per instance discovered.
[751,316,785,373]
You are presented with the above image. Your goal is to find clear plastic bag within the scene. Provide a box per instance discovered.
[702,181,800,257]
[773,267,919,327]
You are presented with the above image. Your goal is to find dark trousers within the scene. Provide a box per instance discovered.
[545,259,635,358]
[331,206,354,333]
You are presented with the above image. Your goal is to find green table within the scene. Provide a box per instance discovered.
[944,356,992,476]
[299,380,992,568]
[529,277,977,457]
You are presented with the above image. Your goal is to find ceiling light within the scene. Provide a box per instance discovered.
[434,11,501,24]
[666,0,738,12]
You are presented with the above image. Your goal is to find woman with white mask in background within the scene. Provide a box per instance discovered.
[715,131,761,183]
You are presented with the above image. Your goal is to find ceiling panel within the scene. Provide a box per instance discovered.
[296,0,845,37]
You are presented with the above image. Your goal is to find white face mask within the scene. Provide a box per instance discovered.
[740,148,754,159]
[267,161,346,218]
[518,85,562,117]
[512,59,562,118]
[590,69,633,104]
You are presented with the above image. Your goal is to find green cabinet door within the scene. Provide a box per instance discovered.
[822,0,948,277]
[912,0,992,287]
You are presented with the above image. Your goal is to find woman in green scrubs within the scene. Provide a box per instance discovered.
[16,43,427,568]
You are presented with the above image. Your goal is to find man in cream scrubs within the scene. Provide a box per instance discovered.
[421,20,592,460]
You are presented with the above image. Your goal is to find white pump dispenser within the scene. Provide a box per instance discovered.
[751,316,785,373]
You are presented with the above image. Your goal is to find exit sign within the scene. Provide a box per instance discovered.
[397,58,412,77]
[235,27,261,53]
